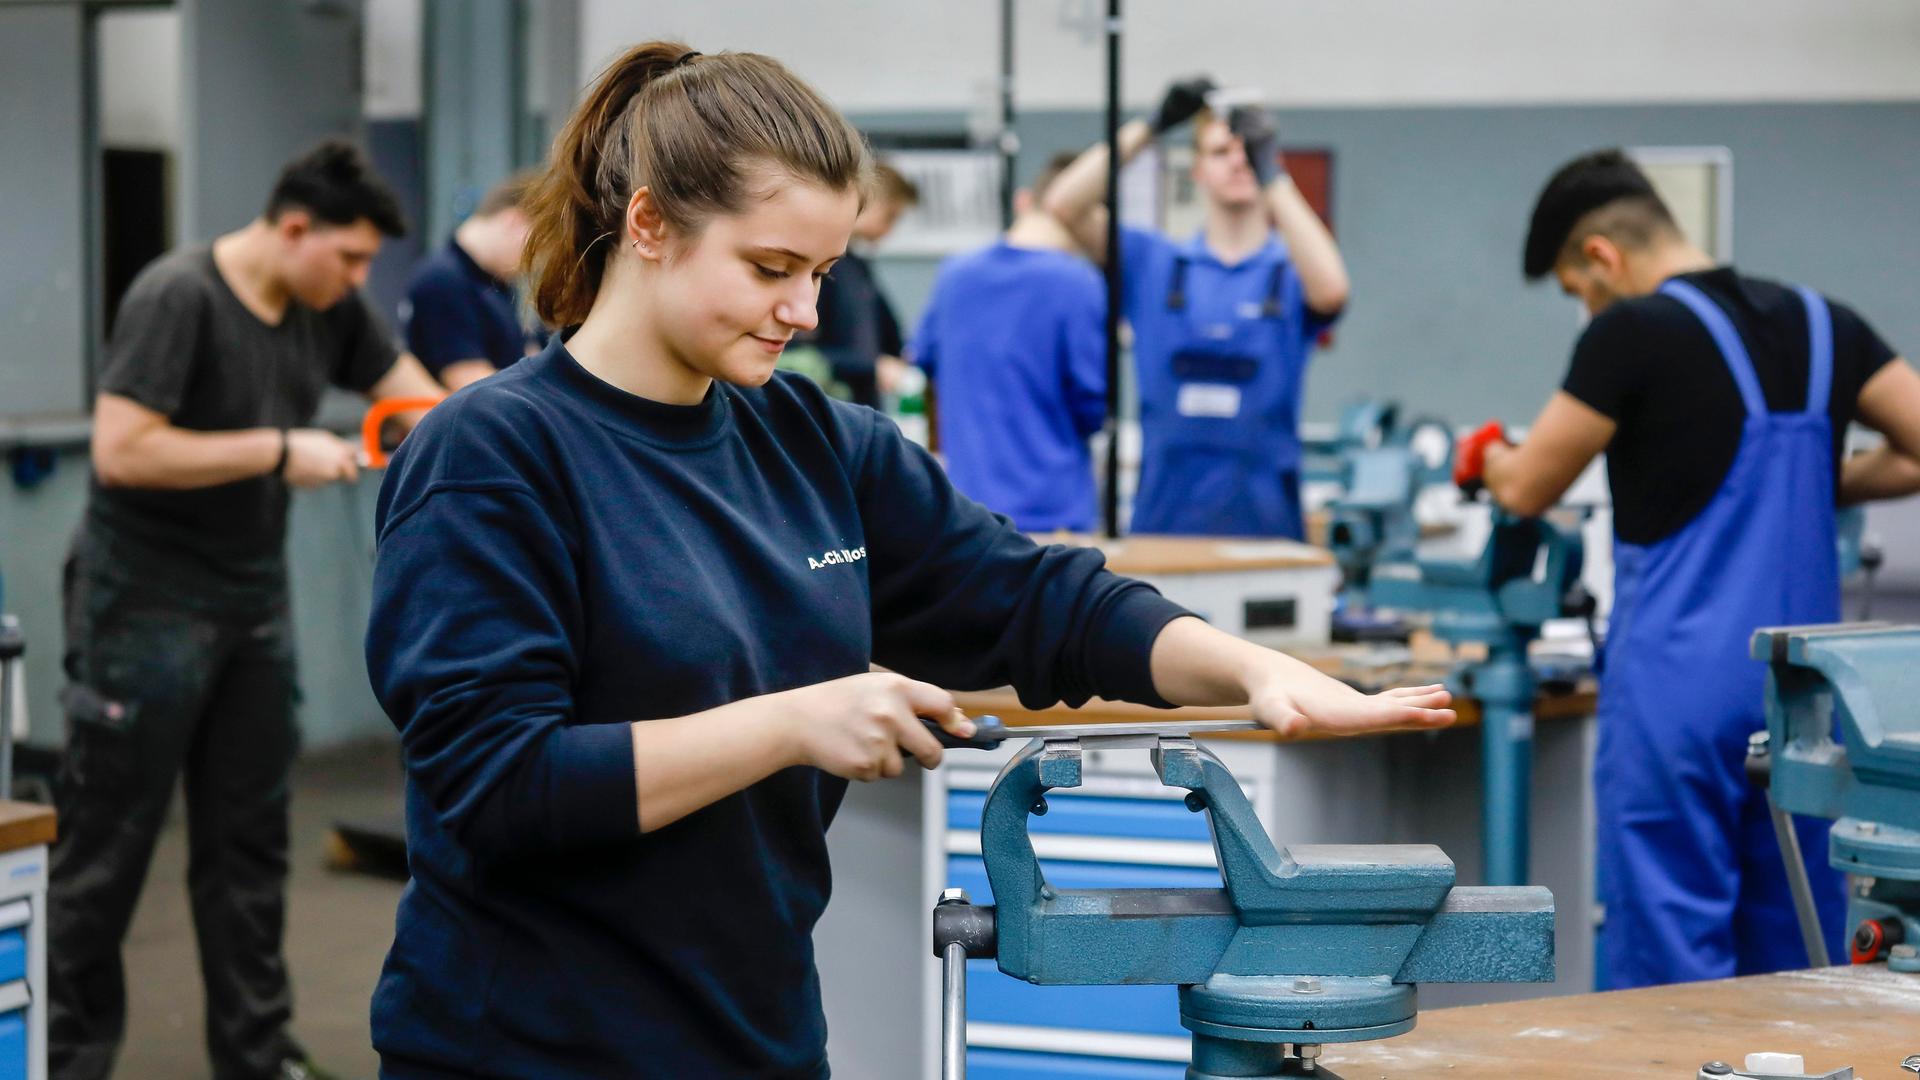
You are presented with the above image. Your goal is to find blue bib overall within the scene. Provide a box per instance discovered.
[1129,233,1323,538]
[1594,279,1848,989]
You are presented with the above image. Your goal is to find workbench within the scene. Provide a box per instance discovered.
[816,533,1599,1079]
[815,677,1600,1080]
[1326,965,1920,1078]
[950,678,1598,734]
[1029,534,1340,648]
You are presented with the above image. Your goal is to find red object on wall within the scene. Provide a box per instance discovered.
[1280,149,1335,344]
[1282,149,1334,231]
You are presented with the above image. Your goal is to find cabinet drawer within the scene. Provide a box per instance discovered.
[0,928,25,986]
[967,960,1185,1037]
[945,856,1221,901]
[947,790,1211,842]
[968,1046,1185,1080]
[947,856,1218,1038]
[0,998,25,1080]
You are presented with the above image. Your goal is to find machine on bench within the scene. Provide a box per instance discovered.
[931,726,1555,1079]
[1304,401,1455,643]
[1318,411,1454,644]
[1364,510,1592,887]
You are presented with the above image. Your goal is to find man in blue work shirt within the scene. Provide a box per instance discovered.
[911,153,1106,532]
[1461,149,1920,988]
[1044,78,1350,539]
[401,172,539,390]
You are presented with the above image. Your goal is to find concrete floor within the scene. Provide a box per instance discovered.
[115,739,406,1079]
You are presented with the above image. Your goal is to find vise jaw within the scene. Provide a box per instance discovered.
[944,735,1554,1075]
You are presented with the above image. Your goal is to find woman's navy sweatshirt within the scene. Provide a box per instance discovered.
[364,340,1189,1078]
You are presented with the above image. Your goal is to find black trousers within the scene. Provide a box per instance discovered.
[47,532,303,1080]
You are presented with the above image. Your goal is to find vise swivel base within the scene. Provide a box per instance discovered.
[933,735,1556,1079]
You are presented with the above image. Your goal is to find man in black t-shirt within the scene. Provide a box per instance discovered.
[1452,149,1920,991]
[51,140,443,1080]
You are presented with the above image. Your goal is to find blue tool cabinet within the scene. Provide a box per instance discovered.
[0,847,47,1080]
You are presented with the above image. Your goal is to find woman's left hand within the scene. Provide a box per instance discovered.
[1148,614,1457,738]
[1247,669,1455,740]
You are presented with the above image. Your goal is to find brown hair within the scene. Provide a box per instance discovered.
[474,169,542,218]
[1191,107,1227,151]
[870,161,919,207]
[1028,151,1080,205]
[522,41,872,328]
[1556,198,1680,271]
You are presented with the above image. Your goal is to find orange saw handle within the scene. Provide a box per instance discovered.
[361,397,443,469]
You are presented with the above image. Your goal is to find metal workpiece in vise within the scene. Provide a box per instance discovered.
[932,736,1555,1079]
[1363,509,1591,887]
[1748,623,1920,974]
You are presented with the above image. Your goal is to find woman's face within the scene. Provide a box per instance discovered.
[648,176,860,388]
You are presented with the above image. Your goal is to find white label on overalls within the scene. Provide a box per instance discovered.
[1177,383,1242,418]
[1236,301,1264,320]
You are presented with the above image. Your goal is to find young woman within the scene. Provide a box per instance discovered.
[364,42,1453,1079]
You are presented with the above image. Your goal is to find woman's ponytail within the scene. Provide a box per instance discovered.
[523,42,689,328]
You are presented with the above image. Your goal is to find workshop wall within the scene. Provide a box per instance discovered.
[583,0,1920,113]
[0,6,89,418]
[856,101,1920,430]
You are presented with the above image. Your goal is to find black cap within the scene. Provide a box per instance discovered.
[1522,149,1660,280]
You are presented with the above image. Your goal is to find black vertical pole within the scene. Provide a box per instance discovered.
[998,0,1016,228]
[1101,0,1123,538]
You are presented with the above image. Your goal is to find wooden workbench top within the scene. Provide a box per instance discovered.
[1325,965,1920,1077]
[951,686,1595,740]
[0,801,55,853]
[951,642,1597,738]
[1028,533,1334,575]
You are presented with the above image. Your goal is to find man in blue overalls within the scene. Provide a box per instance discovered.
[1456,149,1920,988]
[1044,79,1349,538]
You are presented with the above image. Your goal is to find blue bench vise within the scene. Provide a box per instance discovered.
[933,734,1556,1078]
[1363,511,1590,887]
[1749,623,1920,973]
[1324,432,1452,639]
[1301,399,1403,485]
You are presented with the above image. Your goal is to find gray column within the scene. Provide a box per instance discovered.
[0,4,91,415]
[178,0,367,244]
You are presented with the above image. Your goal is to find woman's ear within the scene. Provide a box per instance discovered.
[625,186,670,262]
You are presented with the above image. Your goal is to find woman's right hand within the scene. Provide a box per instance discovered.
[777,673,974,781]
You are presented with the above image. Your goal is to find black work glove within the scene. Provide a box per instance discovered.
[1150,76,1216,136]
[1228,104,1285,187]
